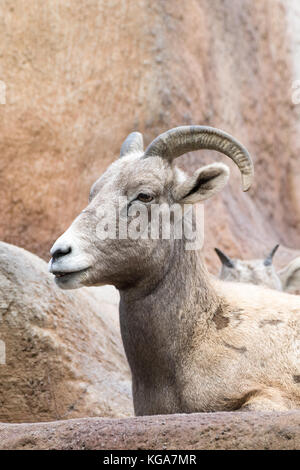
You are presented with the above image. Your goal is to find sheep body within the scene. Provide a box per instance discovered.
[120,246,300,414]
[49,127,300,414]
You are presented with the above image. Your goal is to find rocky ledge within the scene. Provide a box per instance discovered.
[0,411,299,450]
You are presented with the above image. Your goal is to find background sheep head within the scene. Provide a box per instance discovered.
[215,245,300,293]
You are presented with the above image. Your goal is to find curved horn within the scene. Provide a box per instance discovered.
[264,244,280,266]
[120,132,144,157]
[144,126,254,191]
[215,248,235,268]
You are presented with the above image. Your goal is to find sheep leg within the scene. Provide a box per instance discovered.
[240,388,290,411]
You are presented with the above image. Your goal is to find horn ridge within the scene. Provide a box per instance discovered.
[144,126,254,191]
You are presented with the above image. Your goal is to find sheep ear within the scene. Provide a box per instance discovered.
[278,257,300,293]
[173,163,230,204]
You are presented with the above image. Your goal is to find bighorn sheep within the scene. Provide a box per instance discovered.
[215,245,300,294]
[49,126,300,414]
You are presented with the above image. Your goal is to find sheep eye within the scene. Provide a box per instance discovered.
[136,193,154,203]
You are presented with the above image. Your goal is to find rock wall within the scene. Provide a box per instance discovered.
[0,242,132,423]
[0,0,299,270]
[0,0,299,438]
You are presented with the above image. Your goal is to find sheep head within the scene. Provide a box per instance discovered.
[215,245,300,294]
[49,126,254,290]
[215,245,282,290]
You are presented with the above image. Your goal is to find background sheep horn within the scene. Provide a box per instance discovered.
[215,248,235,268]
[264,244,280,266]
[144,126,254,191]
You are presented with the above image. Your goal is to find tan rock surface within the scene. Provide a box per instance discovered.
[0,242,132,423]
[0,0,299,443]
[0,411,299,450]
[0,0,299,268]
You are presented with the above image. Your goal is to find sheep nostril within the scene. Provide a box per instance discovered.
[52,246,72,261]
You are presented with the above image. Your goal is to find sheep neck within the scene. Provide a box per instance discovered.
[119,241,218,406]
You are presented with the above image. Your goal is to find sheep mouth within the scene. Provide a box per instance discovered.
[52,268,89,281]
[54,272,69,278]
